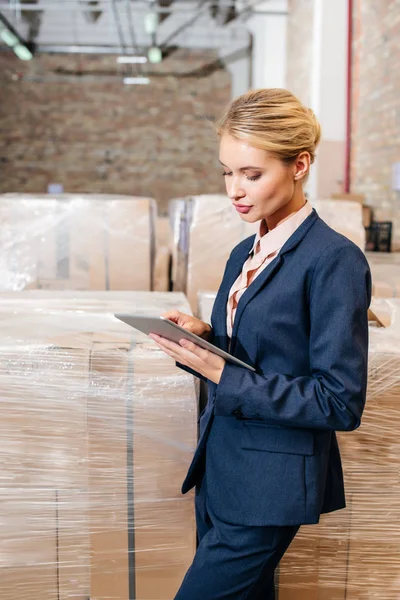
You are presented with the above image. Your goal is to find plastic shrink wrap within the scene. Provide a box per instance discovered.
[153,216,173,293]
[170,196,366,315]
[198,291,217,326]
[168,195,258,314]
[0,194,156,291]
[313,199,366,251]
[366,251,400,298]
[0,291,197,600]
[198,292,400,599]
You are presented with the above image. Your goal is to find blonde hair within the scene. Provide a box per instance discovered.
[216,88,321,165]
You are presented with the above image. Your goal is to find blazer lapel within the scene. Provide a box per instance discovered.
[230,209,319,351]
[230,255,283,350]
[211,236,254,352]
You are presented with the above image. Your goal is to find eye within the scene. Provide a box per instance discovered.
[246,174,261,182]
[222,171,232,177]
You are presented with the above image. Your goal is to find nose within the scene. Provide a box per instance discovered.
[226,177,246,201]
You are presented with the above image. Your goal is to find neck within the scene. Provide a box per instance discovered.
[265,190,307,231]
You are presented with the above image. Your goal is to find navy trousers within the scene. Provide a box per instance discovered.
[174,476,299,600]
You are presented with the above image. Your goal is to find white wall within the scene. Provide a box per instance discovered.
[247,0,288,89]
[308,0,349,199]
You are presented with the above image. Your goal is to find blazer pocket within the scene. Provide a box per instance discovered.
[242,421,314,456]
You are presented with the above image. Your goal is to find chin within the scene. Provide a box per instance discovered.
[238,212,261,224]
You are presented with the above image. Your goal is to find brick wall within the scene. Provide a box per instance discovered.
[351,0,400,249]
[0,50,231,213]
[286,0,314,106]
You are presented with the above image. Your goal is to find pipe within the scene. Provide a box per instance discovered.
[344,0,353,193]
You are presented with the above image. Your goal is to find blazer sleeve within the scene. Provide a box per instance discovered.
[214,243,372,431]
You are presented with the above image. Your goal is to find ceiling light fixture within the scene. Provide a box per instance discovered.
[148,46,162,64]
[117,56,148,64]
[123,77,151,85]
[0,15,33,61]
[144,11,159,34]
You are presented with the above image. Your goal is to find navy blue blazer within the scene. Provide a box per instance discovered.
[178,209,372,527]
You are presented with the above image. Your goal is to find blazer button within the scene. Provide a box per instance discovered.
[232,407,244,419]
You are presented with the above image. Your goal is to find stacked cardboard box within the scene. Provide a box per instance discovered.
[0,194,156,291]
[0,291,197,600]
[154,216,173,292]
[314,199,366,250]
[169,195,259,313]
[366,251,400,297]
[198,291,217,325]
[331,193,373,229]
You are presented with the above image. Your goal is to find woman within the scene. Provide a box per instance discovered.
[150,89,371,600]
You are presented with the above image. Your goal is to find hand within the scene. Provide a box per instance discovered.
[162,310,212,340]
[149,334,225,385]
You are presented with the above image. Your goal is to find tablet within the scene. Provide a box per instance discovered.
[114,314,256,372]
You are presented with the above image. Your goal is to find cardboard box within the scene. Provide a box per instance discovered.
[0,291,197,600]
[0,489,89,600]
[170,195,258,314]
[0,194,156,291]
[331,193,366,205]
[198,291,217,325]
[154,216,172,292]
[366,252,400,298]
[362,205,373,228]
[314,199,366,251]
[278,509,350,600]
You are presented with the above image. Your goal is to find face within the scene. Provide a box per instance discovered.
[219,134,309,228]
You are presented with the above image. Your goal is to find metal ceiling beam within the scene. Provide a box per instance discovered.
[35,44,130,53]
[158,0,209,50]
[157,0,174,24]
[124,0,143,74]
[79,1,102,23]
[31,42,246,54]
[24,45,249,79]
[210,1,236,26]
[235,0,288,19]
[1,2,244,13]
[111,0,127,52]
[0,9,34,50]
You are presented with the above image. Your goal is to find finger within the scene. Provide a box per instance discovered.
[179,339,209,360]
[161,310,183,323]
[150,335,193,361]
[149,333,161,341]
[151,338,182,361]
[150,334,181,352]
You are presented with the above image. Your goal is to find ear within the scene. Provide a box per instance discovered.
[293,152,311,181]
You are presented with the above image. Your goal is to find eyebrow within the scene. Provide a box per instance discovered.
[219,160,263,171]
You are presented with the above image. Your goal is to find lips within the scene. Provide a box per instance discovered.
[234,204,252,214]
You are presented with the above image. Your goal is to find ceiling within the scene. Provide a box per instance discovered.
[0,0,270,55]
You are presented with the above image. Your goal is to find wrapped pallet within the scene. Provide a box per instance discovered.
[169,195,258,313]
[153,216,173,292]
[0,291,197,600]
[198,291,217,326]
[313,199,366,251]
[366,251,400,298]
[0,194,156,291]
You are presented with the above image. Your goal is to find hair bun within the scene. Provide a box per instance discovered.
[217,88,322,167]
[307,108,322,147]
